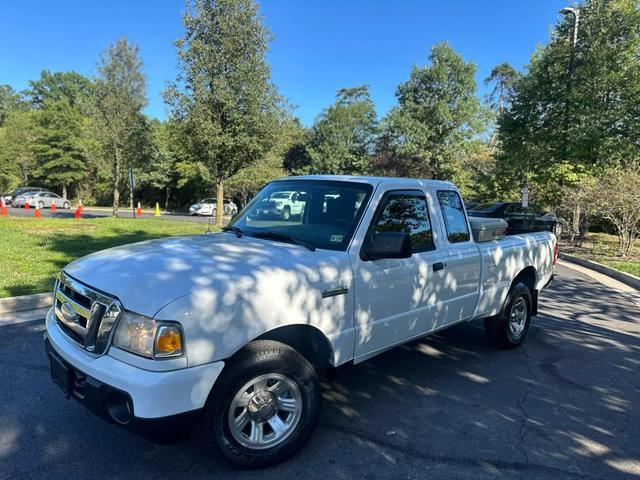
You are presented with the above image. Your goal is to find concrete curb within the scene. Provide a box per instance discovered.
[559,252,640,291]
[0,292,52,314]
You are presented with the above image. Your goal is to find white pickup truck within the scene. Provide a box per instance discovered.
[44,176,556,467]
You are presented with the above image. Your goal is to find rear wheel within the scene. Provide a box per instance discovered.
[202,340,321,468]
[63,201,70,210]
[484,282,532,349]
[38,201,45,209]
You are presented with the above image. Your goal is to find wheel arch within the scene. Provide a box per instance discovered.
[512,265,538,315]
[250,324,335,369]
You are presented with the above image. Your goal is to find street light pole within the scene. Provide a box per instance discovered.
[560,7,581,243]
[560,7,580,74]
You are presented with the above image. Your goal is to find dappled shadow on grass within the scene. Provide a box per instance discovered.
[3,229,189,298]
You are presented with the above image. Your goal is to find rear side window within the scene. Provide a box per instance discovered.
[369,191,435,253]
[437,190,470,243]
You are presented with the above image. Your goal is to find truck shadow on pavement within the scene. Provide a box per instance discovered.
[1,267,639,479]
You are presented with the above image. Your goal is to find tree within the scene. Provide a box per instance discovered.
[0,85,24,126]
[227,115,304,206]
[165,0,282,226]
[0,110,38,190]
[305,85,377,175]
[497,0,640,210]
[139,120,183,210]
[25,71,93,108]
[88,38,149,216]
[592,166,640,257]
[484,62,519,115]
[282,118,311,175]
[381,42,488,180]
[484,62,518,148]
[32,101,87,199]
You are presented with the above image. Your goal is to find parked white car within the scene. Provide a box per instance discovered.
[13,191,70,209]
[189,198,238,216]
[44,176,556,468]
[6,186,47,205]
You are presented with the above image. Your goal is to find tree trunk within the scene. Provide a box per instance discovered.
[571,203,581,246]
[112,148,121,217]
[62,185,67,200]
[215,179,224,227]
[164,186,171,211]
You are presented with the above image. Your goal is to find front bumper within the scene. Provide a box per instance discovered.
[44,308,224,441]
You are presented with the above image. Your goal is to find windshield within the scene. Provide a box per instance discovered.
[230,180,373,251]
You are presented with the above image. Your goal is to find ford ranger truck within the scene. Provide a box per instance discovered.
[44,176,556,468]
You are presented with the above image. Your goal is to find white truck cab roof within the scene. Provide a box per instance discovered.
[275,175,457,190]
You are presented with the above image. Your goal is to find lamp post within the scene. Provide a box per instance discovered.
[560,7,580,47]
[560,7,580,76]
[560,7,581,242]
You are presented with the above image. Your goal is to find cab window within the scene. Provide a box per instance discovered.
[437,190,470,243]
[369,191,435,253]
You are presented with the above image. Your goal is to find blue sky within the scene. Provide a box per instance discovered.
[0,0,569,125]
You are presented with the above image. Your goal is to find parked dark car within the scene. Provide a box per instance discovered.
[467,202,560,236]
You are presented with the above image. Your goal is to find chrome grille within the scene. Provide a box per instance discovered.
[54,272,122,355]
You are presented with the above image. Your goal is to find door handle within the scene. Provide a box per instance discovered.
[433,262,446,272]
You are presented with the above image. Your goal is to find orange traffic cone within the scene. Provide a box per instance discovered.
[51,202,57,213]
[136,202,142,217]
[75,201,81,219]
[34,203,41,218]
[0,198,7,217]
[24,201,30,210]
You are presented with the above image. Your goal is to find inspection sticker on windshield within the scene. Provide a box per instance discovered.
[330,234,343,243]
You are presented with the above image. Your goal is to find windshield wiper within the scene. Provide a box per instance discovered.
[251,231,316,252]
[222,225,243,238]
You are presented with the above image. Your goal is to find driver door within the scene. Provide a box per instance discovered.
[350,189,448,361]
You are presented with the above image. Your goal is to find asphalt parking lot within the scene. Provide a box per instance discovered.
[4,206,228,224]
[1,264,639,479]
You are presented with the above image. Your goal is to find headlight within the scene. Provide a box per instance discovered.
[113,311,184,359]
[275,201,283,208]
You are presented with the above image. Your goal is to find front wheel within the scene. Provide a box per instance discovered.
[63,201,70,210]
[38,201,45,210]
[484,282,532,349]
[202,340,321,468]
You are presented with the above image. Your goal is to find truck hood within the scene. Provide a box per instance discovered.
[63,233,324,317]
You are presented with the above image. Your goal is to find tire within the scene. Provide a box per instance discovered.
[38,201,45,210]
[63,202,70,210]
[484,282,532,349]
[281,206,291,221]
[202,340,321,468]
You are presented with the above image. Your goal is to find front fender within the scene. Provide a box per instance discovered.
[153,262,355,367]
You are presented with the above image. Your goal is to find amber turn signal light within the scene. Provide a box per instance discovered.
[154,325,183,358]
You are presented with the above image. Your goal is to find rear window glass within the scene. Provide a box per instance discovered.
[437,191,471,243]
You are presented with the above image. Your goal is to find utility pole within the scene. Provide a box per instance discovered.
[560,6,580,242]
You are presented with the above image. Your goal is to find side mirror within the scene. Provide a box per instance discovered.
[362,232,412,261]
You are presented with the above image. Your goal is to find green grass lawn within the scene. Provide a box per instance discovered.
[561,232,640,278]
[0,217,215,297]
